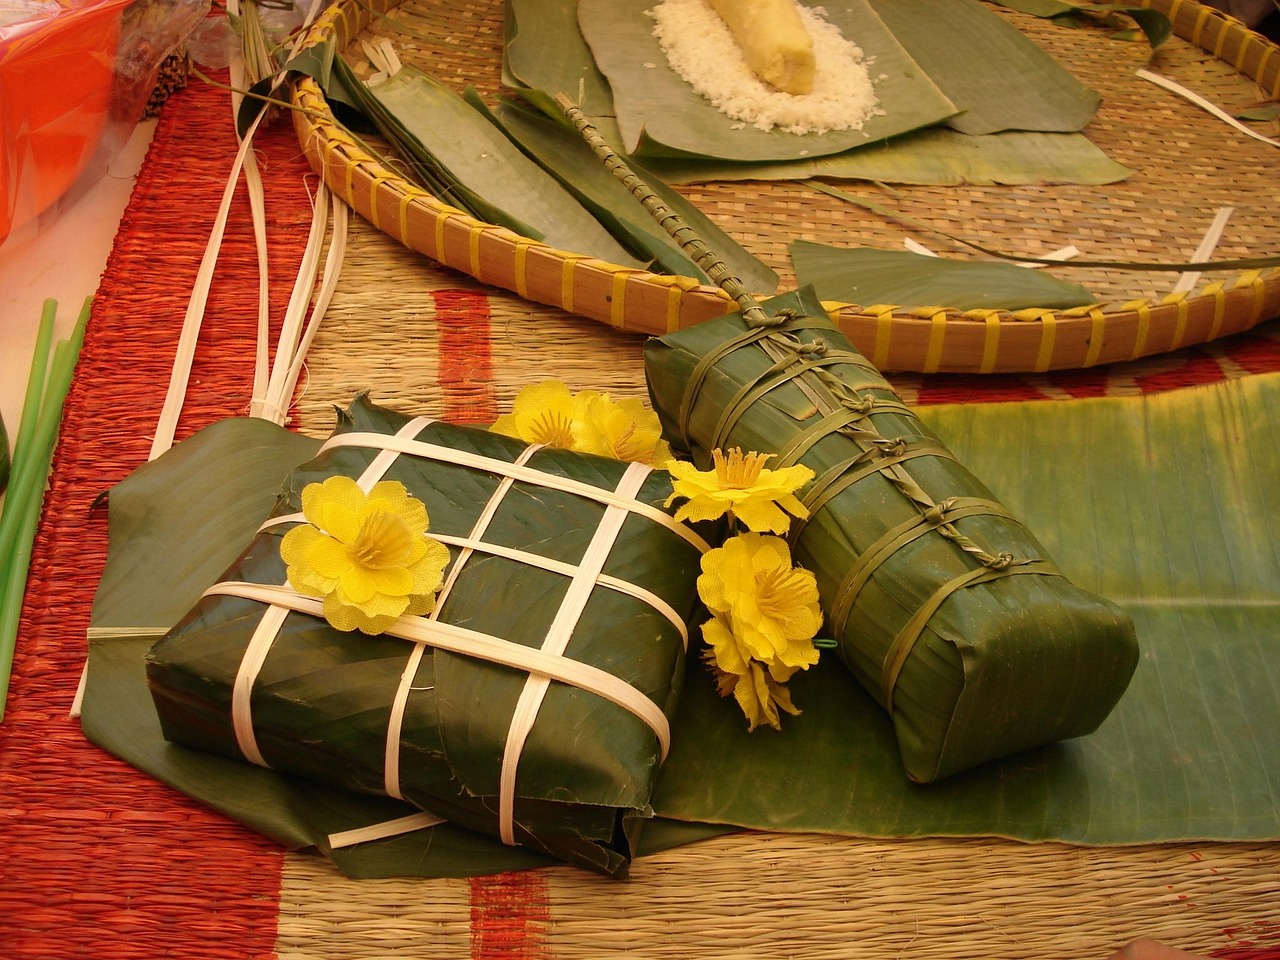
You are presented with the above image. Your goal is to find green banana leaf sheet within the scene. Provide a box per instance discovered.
[869,0,1100,136]
[477,93,778,293]
[641,127,1132,186]
[335,57,646,269]
[504,0,616,122]
[81,364,1280,877]
[574,0,959,162]
[505,0,1125,184]
[654,360,1280,842]
[790,241,1097,310]
[992,0,1173,48]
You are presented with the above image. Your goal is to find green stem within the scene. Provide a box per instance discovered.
[9,300,57,480]
[0,298,90,722]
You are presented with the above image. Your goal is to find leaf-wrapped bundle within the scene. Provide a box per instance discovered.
[145,395,706,876]
[643,288,1138,783]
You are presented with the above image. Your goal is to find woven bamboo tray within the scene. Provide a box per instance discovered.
[290,0,1280,373]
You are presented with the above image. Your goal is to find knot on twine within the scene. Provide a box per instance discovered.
[922,497,959,526]
[875,436,910,458]
[793,337,828,356]
[841,392,877,415]
[757,307,799,329]
[984,552,1017,570]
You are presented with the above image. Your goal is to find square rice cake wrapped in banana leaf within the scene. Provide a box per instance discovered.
[145,395,706,877]
[644,288,1138,783]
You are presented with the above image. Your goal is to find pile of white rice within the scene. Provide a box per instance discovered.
[648,0,882,136]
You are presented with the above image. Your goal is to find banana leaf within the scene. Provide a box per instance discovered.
[644,287,1136,783]
[641,127,1132,186]
[575,0,959,162]
[503,0,616,123]
[653,367,1280,842]
[0,414,8,493]
[143,396,706,877]
[80,370,1280,871]
[789,241,1096,310]
[329,56,646,269]
[992,0,1173,48]
[868,0,1100,136]
[479,93,778,292]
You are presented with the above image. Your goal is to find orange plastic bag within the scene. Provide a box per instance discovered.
[0,0,206,248]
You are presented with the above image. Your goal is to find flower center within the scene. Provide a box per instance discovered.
[755,565,812,621]
[529,409,576,448]
[347,510,417,569]
[713,447,769,488]
[610,423,643,461]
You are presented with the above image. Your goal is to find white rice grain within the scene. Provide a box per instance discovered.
[649,0,882,136]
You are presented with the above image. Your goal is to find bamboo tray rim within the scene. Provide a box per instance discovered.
[289,0,1280,374]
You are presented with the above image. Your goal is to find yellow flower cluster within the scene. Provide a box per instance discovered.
[490,380,672,466]
[667,448,825,731]
[281,476,451,634]
[666,447,813,534]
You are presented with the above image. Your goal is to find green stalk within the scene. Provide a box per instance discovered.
[0,300,56,588]
[0,298,90,721]
[8,299,57,480]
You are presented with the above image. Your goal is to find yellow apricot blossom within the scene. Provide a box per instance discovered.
[490,380,582,449]
[574,392,673,466]
[490,380,671,465]
[665,447,813,533]
[700,622,802,732]
[281,476,451,635]
[697,533,823,671]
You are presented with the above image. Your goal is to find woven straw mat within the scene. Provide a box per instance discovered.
[2,54,1279,960]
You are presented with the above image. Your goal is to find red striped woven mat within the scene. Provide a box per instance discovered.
[2,68,1278,960]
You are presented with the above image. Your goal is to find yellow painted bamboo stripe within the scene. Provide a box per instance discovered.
[342,146,357,205]
[870,306,897,369]
[467,225,485,278]
[1126,300,1152,360]
[310,5,341,43]
[322,132,358,201]
[368,174,398,232]
[561,256,587,313]
[1169,294,1190,349]
[610,270,633,329]
[980,313,1001,374]
[1204,281,1228,340]
[1191,4,1211,47]
[1267,43,1280,103]
[336,1,356,44]
[397,192,414,246]
[1083,308,1106,368]
[1240,270,1266,327]
[1034,313,1056,373]
[513,239,531,299]
[1233,29,1248,71]
[1212,16,1229,58]
[666,282,683,333]
[434,210,450,261]
[923,311,947,374]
